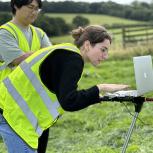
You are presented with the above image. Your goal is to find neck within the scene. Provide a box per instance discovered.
[11,17,30,29]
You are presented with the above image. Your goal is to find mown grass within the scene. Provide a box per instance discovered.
[1,56,153,153]
[45,34,153,152]
[1,14,153,153]
[45,59,153,153]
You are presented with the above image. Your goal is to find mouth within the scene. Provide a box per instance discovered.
[29,16,36,18]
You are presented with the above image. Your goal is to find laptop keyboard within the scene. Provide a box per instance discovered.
[105,90,138,97]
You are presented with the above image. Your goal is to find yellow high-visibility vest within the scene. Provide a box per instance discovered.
[0,22,44,81]
[0,43,80,149]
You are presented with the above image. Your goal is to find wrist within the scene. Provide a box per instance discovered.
[97,84,106,95]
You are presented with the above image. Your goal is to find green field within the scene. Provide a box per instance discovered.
[46,13,144,25]
[48,13,147,49]
[45,14,153,152]
[1,14,153,153]
[46,57,153,153]
[1,54,153,153]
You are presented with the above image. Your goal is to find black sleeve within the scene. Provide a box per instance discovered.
[39,49,100,112]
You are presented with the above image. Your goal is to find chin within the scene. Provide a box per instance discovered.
[30,19,36,24]
[29,17,37,23]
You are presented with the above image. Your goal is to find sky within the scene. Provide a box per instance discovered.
[0,0,152,4]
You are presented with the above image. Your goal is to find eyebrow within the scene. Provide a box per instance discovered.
[101,46,108,50]
[28,4,39,8]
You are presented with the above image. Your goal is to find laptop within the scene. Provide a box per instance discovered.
[106,55,153,97]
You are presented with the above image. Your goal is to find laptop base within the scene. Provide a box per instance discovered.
[105,90,138,97]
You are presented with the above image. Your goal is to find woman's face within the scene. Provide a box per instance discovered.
[84,39,111,66]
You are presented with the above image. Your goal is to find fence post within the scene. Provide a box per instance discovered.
[146,26,149,44]
[122,27,126,49]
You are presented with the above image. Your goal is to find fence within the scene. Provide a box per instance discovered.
[107,24,153,48]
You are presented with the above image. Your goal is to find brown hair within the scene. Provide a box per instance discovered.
[71,25,112,48]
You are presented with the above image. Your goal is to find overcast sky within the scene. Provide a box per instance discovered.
[1,0,152,4]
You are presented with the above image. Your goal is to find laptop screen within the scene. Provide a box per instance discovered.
[133,55,153,96]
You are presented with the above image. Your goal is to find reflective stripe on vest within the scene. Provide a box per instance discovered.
[6,22,42,51]
[28,45,79,66]
[0,24,17,39]
[0,63,8,70]
[20,61,60,119]
[0,22,44,72]
[3,78,43,136]
[1,43,79,148]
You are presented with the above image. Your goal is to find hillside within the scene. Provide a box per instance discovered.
[46,13,145,25]
[48,13,147,48]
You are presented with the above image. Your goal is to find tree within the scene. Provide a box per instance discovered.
[72,15,89,28]
[0,12,11,25]
[34,14,71,36]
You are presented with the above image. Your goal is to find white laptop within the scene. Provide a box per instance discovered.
[106,55,153,97]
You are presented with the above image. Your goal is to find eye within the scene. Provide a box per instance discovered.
[27,5,34,9]
[100,48,108,53]
[26,5,40,11]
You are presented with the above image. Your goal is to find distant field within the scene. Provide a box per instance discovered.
[46,13,145,25]
[47,13,147,48]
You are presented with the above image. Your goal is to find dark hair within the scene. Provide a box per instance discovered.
[72,25,112,48]
[11,0,42,15]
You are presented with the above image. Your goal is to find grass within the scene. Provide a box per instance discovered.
[1,14,153,153]
[44,59,153,153]
[1,58,153,153]
[46,13,145,26]
[48,13,151,50]
[45,58,153,153]
[48,13,145,48]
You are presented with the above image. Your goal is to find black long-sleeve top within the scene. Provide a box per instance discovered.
[39,49,100,112]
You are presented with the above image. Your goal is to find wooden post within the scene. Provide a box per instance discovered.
[146,26,149,44]
[122,27,126,49]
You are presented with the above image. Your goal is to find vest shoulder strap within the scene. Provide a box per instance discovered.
[6,22,30,51]
[0,24,17,39]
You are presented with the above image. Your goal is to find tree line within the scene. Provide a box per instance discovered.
[1,0,153,37]
[33,14,88,36]
[1,1,153,21]
[0,12,90,36]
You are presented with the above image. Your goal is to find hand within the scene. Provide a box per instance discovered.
[97,83,130,93]
[11,51,34,66]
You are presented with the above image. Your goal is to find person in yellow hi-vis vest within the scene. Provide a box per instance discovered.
[0,25,129,153]
[0,0,51,152]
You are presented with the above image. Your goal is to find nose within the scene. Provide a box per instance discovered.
[31,9,38,14]
[102,52,108,60]
[104,54,108,59]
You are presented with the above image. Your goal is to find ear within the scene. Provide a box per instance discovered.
[84,40,91,51]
